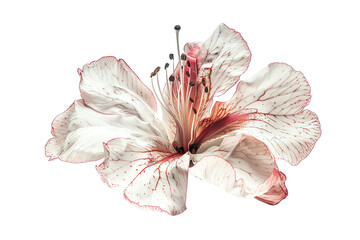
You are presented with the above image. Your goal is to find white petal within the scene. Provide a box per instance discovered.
[230,62,311,115]
[236,110,321,165]
[191,134,279,197]
[97,137,190,215]
[197,23,251,96]
[45,100,162,163]
[203,63,321,165]
[79,57,166,138]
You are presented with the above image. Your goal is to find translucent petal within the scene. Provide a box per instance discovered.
[79,56,157,113]
[228,62,311,115]
[197,23,251,96]
[255,171,288,205]
[78,57,167,139]
[97,137,190,215]
[45,100,162,163]
[236,110,321,165]
[191,134,280,197]
[198,63,321,164]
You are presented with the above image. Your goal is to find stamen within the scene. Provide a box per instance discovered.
[169,75,175,81]
[192,107,197,114]
[189,81,195,86]
[169,53,174,60]
[186,71,190,77]
[165,62,169,69]
[174,25,185,110]
[150,66,160,78]
[205,86,209,93]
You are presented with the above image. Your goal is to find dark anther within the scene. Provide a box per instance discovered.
[169,75,175,81]
[186,71,190,77]
[177,147,185,154]
[165,62,169,69]
[205,86,209,93]
[189,98,194,103]
[189,144,198,154]
[181,66,184,70]
[189,81,195,86]
[181,53,187,61]
[193,107,197,114]
[187,60,191,67]
[178,76,181,82]
[174,25,181,30]
[150,66,160,77]
[169,53,174,60]
[189,160,194,168]
[202,77,206,86]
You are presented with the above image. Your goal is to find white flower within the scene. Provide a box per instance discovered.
[46,24,321,215]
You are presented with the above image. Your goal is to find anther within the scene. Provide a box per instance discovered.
[189,81,195,86]
[193,107,197,114]
[202,77,206,86]
[150,66,160,78]
[169,53,174,60]
[174,25,181,30]
[178,76,181,82]
[186,71,190,77]
[165,62,169,69]
[205,86,209,93]
[181,53,187,61]
[187,60,191,67]
[169,75,175,81]
[189,98,194,103]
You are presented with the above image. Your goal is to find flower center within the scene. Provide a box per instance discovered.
[150,25,211,154]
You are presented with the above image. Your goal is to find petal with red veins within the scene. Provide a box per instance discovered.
[256,171,288,205]
[236,110,321,165]
[229,62,311,115]
[79,57,160,123]
[196,63,320,165]
[97,137,190,215]
[197,23,251,96]
[191,134,280,198]
[45,100,162,163]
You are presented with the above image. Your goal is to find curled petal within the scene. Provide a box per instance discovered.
[97,137,190,215]
[197,23,251,96]
[191,135,280,198]
[45,100,161,163]
[256,171,288,205]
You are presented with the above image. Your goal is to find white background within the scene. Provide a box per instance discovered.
[1,0,359,239]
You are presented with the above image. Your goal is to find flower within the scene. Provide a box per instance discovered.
[45,23,321,215]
